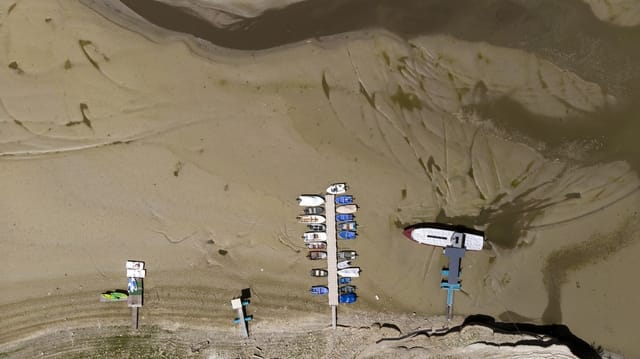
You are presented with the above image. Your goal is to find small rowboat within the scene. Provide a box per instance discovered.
[297,215,326,224]
[306,241,327,249]
[297,195,325,207]
[304,236,327,243]
[339,285,356,294]
[311,285,329,295]
[307,250,327,260]
[327,183,348,194]
[307,223,326,231]
[302,231,327,241]
[335,195,354,205]
[337,260,351,269]
[310,268,328,277]
[336,204,358,214]
[337,267,360,278]
[304,206,325,215]
[337,250,357,260]
[336,213,354,222]
[338,231,356,240]
[337,221,357,231]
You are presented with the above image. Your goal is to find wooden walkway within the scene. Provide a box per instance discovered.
[325,194,338,309]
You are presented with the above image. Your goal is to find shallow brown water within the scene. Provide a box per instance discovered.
[121,0,640,173]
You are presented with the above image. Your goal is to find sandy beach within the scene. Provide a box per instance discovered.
[1,0,639,357]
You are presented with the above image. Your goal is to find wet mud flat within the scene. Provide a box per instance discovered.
[2,0,639,357]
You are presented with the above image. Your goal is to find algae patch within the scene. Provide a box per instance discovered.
[390,86,422,111]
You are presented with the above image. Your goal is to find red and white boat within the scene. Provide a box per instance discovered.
[403,223,484,251]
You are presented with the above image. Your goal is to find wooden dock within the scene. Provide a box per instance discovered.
[325,194,338,328]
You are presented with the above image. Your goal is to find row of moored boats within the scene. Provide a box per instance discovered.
[297,183,359,304]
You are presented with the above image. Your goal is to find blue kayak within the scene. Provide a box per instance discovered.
[335,213,354,222]
[335,195,354,205]
[338,231,357,240]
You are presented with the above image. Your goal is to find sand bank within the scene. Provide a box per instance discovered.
[1,0,638,357]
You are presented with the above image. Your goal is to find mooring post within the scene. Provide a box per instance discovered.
[131,307,139,329]
[331,305,337,329]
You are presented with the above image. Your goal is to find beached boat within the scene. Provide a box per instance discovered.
[336,213,354,222]
[337,267,360,277]
[310,268,328,277]
[306,241,327,249]
[336,204,358,214]
[304,206,325,215]
[297,195,325,207]
[302,231,327,241]
[310,285,329,295]
[307,250,327,260]
[304,235,327,244]
[339,292,357,303]
[338,231,356,240]
[337,250,357,260]
[326,183,348,194]
[335,195,354,205]
[304,237,327,244]
[337,260,351,269]
[307,223,326,231]
[297,215,326,224]
[337,221,357,231]
[339,285,356,294]
[403,223,484,251]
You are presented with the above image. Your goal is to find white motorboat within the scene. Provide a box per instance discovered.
[337,267,361,278]
[403,224,484,251]
[297,195,325,207]
[302,231,327,241]
[336,204,358,214]
[326,183,348,194]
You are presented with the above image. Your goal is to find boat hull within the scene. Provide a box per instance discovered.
[337,267,361,278]
[297,215,326,224]
[302,231,327,241]
[297,195,325,207]
[306,241,327,249]
[326,183,347,194]
[403,226,484,251]
[336,204,358,214]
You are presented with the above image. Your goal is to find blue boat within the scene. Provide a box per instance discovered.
[338,277,351,285]
[338,231,357,240]
[335,213,354,222]
[339,293,357,304]
[310,285,329,295]
[335,195,354,205]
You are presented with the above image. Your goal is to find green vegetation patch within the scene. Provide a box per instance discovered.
[390,86,422,111]
[8,61,24,74]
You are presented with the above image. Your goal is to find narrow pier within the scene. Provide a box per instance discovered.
[325,194,338,328]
